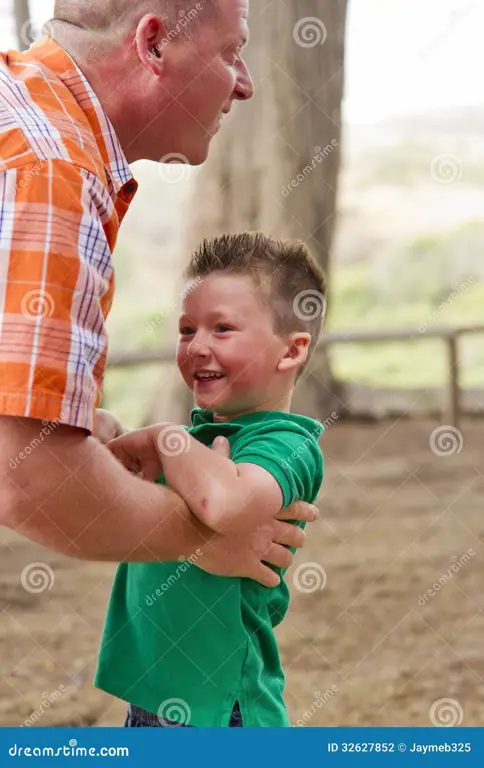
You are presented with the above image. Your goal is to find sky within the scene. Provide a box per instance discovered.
[1,0,483,124]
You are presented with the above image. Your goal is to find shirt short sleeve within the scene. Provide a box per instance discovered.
[230,419,324,507]
[0,159,116,432]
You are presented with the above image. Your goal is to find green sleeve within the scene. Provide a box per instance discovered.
[230,422,324,507]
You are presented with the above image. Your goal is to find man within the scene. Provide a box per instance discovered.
[0,0,316,585]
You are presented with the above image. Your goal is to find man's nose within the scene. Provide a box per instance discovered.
[232,58,254,102]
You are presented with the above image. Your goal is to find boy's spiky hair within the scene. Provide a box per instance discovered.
[184,232,328,377]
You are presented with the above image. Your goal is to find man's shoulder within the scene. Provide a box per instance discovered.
[0,49,102,179]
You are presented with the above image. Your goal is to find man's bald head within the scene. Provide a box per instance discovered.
[46,0,252,165]
[52,0,218,36]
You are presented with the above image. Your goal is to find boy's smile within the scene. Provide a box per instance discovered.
[176,273,295,419]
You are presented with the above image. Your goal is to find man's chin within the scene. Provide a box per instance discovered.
[189,139,213,166]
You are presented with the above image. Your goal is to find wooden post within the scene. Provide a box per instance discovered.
[446,335,460,430]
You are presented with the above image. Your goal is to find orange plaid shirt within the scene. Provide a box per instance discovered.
[0,37,138,432]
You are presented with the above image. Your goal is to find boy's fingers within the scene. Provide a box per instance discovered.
[211,436,231,457]
[276,501,318,523]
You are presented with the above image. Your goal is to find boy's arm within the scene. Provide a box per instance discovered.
[107,423,322,535]
[159,429,284,534]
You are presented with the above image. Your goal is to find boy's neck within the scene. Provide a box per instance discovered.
[212,391,293,423]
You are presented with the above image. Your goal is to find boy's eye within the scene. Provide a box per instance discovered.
[180,327,195,336]
[216,324,233,333]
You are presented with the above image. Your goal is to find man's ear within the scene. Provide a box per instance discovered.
[134,14,168,74]
[277,333,311,374]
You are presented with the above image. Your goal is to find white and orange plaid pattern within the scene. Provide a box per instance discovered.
[0,36,137,432]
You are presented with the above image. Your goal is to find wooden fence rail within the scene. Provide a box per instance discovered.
[107,324,484,430]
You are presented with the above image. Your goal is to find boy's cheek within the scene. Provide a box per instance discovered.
[176,352,194,389]
[176,347,188,370]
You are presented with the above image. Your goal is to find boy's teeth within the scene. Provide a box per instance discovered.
[197,372,223,380]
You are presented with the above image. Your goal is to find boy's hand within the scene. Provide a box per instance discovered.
[93,409,128,445]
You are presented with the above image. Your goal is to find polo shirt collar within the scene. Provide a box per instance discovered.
[190,408,325,437]
[191,408,285,428]
[30,36,137,200]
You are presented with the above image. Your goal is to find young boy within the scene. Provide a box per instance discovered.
[94,232,327,727]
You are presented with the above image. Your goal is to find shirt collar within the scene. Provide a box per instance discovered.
[190,408,324,438]
[29,36,137,200]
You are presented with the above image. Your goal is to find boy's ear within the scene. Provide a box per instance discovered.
[277,333,311,373]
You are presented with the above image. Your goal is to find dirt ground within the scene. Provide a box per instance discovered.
[1,417,483,727]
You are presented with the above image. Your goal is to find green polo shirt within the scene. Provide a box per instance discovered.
[95,409,324,727]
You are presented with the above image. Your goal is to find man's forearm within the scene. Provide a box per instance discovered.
[2,418,212,562]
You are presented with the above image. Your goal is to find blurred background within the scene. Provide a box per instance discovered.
[1,0,483,727]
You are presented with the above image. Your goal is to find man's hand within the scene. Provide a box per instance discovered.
[93,409,128,445]
[201,433,318,586]
[107,424,164,481]
[197,502,318,587]
[107,429,318,585]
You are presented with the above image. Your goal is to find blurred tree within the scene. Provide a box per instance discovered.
[147,0,348,424]
[371,221,484,309]
[13,0,33,50]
